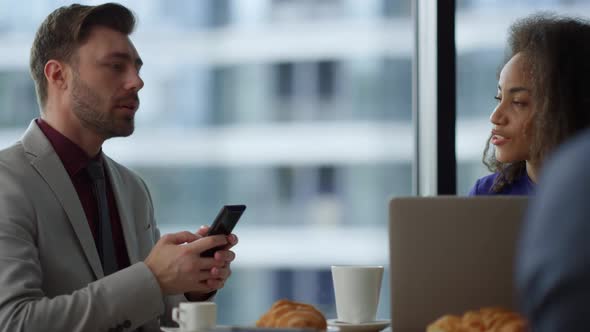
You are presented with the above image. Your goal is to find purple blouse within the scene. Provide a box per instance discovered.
[469,172,535,196]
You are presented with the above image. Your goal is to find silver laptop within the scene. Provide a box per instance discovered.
[388,196,528,332]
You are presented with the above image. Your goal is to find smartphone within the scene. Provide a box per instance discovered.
[201,204,246,257]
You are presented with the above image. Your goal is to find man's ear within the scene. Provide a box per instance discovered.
[44,60,69,90]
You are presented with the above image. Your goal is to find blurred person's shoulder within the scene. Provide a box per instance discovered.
[542,130,590,177]
[516,130,590,332]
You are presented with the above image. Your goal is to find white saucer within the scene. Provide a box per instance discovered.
[161,328,195,332]
[163,327,341,332]
[161,327,220,332]
[326,319,390,332]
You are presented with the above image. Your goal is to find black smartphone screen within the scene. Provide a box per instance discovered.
[201,204,246,257]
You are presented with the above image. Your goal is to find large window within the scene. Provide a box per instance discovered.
[0,0,413,324]
[455,0,590,194]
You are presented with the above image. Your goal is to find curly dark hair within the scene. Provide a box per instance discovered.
[483,13,590,193]
[30,3,136,110]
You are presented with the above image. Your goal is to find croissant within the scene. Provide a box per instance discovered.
[256,299,327,330]
[427,307,528,332]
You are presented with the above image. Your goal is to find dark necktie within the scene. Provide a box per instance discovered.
[87,160,118,275]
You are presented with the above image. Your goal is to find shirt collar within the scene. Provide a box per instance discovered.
[36,118,102,176]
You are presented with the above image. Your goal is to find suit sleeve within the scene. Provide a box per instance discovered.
[138,177,189,328]
[515,136,590,332]
[0,167,165,332]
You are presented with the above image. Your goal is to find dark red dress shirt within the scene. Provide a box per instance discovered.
[36,119,130,271]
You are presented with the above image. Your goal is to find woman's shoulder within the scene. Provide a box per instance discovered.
[469,171,533,196]
[468,173,500,196]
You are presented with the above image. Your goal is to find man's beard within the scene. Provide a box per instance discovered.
[71,72,136,139]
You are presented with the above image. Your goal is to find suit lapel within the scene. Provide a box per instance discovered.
[21,121,104,279]
[103,157,140,264]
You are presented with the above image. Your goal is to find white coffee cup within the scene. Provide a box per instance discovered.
[331,265,384,324]
[172,302,217,332]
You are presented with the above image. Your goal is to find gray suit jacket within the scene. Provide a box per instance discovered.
[0,121,184,332]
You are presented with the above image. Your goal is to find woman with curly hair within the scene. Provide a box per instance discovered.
[469,13,590,195]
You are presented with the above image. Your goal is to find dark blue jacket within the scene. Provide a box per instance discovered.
[516,129,590,331]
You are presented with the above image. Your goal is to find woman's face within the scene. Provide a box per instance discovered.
[490,52,536,163]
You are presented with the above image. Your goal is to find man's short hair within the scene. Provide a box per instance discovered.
[29,3,136,110]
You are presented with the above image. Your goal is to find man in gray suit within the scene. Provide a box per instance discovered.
[516,129,590,331]
[0,3,237,331]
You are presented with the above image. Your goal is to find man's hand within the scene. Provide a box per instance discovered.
[144,231,232,295]
[185,226,238,300]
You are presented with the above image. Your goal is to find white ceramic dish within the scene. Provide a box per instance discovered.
[326,319,390,332]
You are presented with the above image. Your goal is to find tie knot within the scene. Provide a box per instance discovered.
[86,160,105,181]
